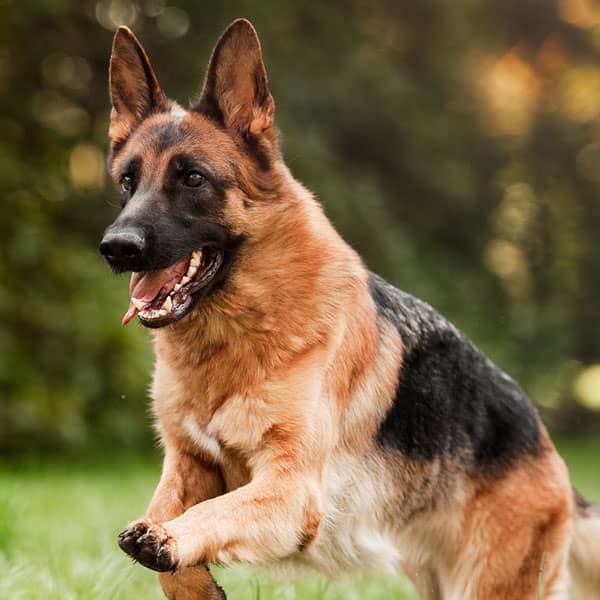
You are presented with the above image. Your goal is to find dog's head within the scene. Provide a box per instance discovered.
[100,19,282,328]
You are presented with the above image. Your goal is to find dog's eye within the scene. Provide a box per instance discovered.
[120,175,133,194]
[184,171,206,188]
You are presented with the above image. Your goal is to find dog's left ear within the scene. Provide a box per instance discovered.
[109,26,167,142]
[193,19,274,136]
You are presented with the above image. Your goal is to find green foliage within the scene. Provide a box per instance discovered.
[2,0,600,451]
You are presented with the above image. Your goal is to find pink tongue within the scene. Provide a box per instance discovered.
[121,255,190,326]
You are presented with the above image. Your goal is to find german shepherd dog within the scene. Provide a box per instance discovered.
[100,19,600,600]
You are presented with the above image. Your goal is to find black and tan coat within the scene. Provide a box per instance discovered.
[99,19,600,600]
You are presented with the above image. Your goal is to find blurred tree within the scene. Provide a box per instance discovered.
[1,0,599,453]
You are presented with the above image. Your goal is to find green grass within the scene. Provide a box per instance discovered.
[0,437,598,599]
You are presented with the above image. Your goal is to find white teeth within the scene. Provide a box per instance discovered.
[140,308,168,320]
[173,249,202,289]
[190,250,202,267]
[131,297,146,311]
[137,248,204,322]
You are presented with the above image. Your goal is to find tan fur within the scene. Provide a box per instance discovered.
[444,438,573,599]
[158,568,224,600]
[108,20,597,600]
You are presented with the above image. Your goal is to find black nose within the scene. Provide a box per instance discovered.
[100,228,147,270]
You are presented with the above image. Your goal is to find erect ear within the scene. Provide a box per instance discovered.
[108,26,167,142]
[193,19,274,136]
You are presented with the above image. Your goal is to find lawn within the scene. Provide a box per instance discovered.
[0,437,598,600]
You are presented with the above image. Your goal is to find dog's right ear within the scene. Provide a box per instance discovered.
[193,19,274,137]
[108,27,166,143]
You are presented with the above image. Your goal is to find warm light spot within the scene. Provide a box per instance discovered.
[558,0,600,28]
[42,54,92,93]
[484,239,525,279]
[560,65,600,122]
[483,239,531,300]
[573,365,600,410]
[478,50,541,137]
[144,0,165,17]
[95,0,138,30]
[69,144,106,191]
[493,182,538,241]
[157,7,190,39]
[31,90,89,137]
[536,35,569,76]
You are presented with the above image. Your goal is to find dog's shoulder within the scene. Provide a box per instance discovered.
[368,273,542,469]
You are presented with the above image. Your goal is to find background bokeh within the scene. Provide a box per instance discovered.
[2,2,600,598]
[2,0,600,454]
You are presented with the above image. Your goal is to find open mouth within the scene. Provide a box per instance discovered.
[122,247,224,328]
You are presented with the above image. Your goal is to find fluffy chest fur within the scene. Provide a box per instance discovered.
[150,315,436,579]
[152,358,278,467]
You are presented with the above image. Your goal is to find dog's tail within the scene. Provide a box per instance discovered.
[570,489,600,599]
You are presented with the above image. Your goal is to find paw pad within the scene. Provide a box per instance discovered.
[118,520,177,572]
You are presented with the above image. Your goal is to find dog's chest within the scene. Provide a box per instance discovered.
[207,393,277,452]
[153,357,276,456]
[185,420,252,491]
[160,389,276,480]
[181,417,223,463]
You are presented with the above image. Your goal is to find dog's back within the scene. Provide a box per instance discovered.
[370,273,541,467]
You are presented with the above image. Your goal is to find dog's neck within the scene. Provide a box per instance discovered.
[151,170,371,387]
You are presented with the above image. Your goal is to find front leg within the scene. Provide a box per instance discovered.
[125,414,329,570]
[147,447,223,523]
[123,359,332,574]
[118,447,226,599]
[127,468,324,569]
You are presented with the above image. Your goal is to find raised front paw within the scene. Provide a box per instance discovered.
[118,519,177,572]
